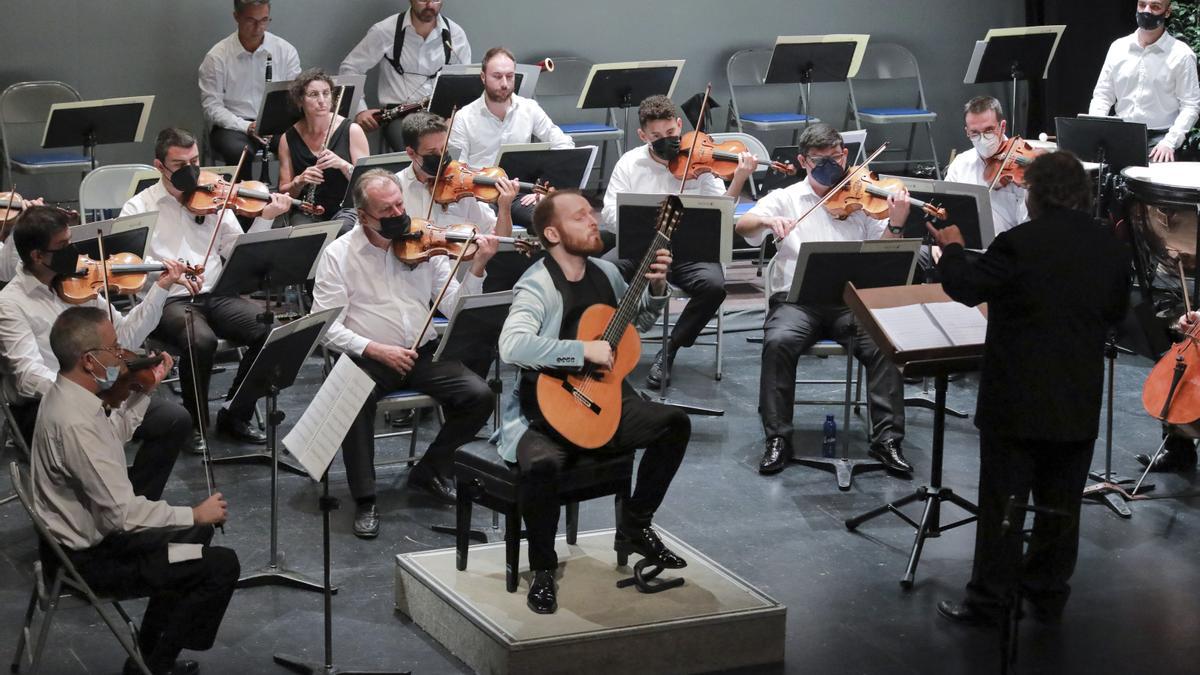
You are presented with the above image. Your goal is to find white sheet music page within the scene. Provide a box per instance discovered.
[923,302,987,346]
[872,305,952,352]
[283,356,375,481]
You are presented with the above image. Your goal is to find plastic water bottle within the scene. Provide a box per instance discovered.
[822,414,837,458]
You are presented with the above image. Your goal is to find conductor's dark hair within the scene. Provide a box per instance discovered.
[50,307,108,371]
[530,188,585,247]
[964,96,1004,121]
[12,205,72,270]
[401,112,448,151]
[154,128,197,163]
[638,95,677,128]
[1024,151,1093,218]
[796,123,844,156]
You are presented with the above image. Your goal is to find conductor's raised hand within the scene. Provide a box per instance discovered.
[925,222,965,249]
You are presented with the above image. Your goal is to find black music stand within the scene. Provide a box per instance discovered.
[258,78,364,138]
[765,36,866,138]
[427,73,521,119]
[228,307,341,594]
[496,146,598,191]
[578,61,684,151]
[843,283,982,588]
[341,152,412,208]
[208,225,335,474]
[784,240,921,488]
[42,95,153,171]
[69,212,155,259]
[617,193,732,417]
[964,27,1064,135]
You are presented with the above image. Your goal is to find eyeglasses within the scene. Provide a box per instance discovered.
[965,129,1001,142]
[803,153,842,163]
[414,0,443,5]
[239,16,272,27]
[304,90,333,100]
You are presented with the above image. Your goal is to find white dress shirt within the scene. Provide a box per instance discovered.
[0,238,15,284]
[449,94,575,167]
[32,376,193,551]
[600,144,725,233]
[395,165,497,232]
[339,12,471,115]
[119,181,274,297]
[0,268,169,401]
[943,148,1029,235]
[198,32,302,134]
[1088,31,1200,149]
[743,179,887,294]
[311,225,484,356]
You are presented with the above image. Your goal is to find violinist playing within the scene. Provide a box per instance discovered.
[601,94,756,389]
[0,192,46,285]
[311,169,498,539]
[120,127,292,449]
[0,205,197,497]
[735,123,913,478]
[277,69,369,225]
[928,151,1129,627]
[944,96,1030,236]
[1137,309,1200,473]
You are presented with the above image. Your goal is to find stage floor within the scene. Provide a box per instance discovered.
[2,283,1200,674]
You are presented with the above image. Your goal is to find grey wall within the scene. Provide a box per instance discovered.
[2,0,1026,199]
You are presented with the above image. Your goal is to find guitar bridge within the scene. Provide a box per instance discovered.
[559,379,601,414]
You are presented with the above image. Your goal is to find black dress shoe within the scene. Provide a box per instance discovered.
[215,408,266,445]
[645,348,675,389]
[614,525,687,569]
[407,465,457,505]
[936,600,996,627]
[758,436,791,475]
[188,429,208,456]
[1136,436,1197,473]
[352,503,379,539]
[869,438,913,474]
[125,657,199,675]
[527,570,557,614]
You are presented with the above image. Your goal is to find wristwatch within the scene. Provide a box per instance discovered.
[886,223,905,235]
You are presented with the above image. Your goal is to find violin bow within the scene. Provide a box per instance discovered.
[676,83,711,195]
[986,138,1020,191]
[95,229,116,325]
[1179,259,1192,316]
[196,147,250,276]
[425,106,459,221]
[409,227,478,352]
[773,142,890,244]
[1,182,16,227]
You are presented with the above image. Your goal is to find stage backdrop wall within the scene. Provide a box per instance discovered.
[3,0,1037,199]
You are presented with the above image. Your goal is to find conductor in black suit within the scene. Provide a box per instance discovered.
[927,151,1130,626]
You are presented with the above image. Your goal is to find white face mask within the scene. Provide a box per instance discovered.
[972,132,1002,159]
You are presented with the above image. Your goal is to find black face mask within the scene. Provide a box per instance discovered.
[809,157,846,187]
[1136,10,1166,30]
[168,164,201,193]
[44,242,81,277]
[376,213,412,240]
[418,153,444,177]
[650,135,681,162]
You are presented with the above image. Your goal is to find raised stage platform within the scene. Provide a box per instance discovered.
[394,528,786,674]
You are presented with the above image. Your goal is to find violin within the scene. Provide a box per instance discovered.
[56,253,196,305]
[1,191,80,239]
[389,218,540,266]
[184,170,323,218]
[99,348,164,409]
[824,167,948,221]
[431,161,551,206]
[983,136,1044,189]
[372,98,429,128]
[669,131,795,181]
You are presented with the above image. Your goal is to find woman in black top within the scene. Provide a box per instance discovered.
[278,68,369,224]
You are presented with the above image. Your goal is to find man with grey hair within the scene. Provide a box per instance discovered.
[943,96,1029,235]
[311,168,499,537]
[198,0,301,176]
[32,307,239,675]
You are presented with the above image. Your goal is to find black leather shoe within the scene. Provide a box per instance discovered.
[758,436,791,475]
[216,408,266,445]
[869,438,913,474]
[614,525,687,569]
[125,657,199,675]
[645,348,675,389]
[1136,436,1197,473]
[407,466,457,505]
[936,600,996,627]
[352,503,379,539]
[188,429,208,456]
[527,570,557,614]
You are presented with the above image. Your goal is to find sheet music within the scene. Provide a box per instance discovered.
[872,305,953,352]
[923,302,987,346]
[282,357,375,481]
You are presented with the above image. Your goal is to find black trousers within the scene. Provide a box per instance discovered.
[152,295,270,430]
[208,127,276,182]
[617,259,726,351]
[12,394,189,501]
[965,432,1095,619]
[63,525,239,670]
[340,345,492,501]
[759,295,904,443]
[516,384,690,571]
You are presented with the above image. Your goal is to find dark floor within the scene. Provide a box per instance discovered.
[2,311,1199,675]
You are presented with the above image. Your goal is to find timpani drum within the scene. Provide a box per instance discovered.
[1122,162,1200,274]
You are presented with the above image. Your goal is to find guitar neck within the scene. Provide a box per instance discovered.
[600,229,670,348]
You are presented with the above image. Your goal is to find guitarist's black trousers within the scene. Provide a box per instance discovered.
[517,383,690,571]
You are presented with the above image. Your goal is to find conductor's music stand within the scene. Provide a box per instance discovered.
[577,60,685,152]
[765,35,869,141]
[783,239,921,489]
[617,193,733,416]
[964,26,1065,136]
[227,307,342,594]
[42,95,154,171]
[496,144,598,190]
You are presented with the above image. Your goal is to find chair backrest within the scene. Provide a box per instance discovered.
[79,164,155,222]
[1,381,32,459]
[765,255,780,299]
[9,462,93,597]
[726,49,773,88]
[853,43,922,82]
[0,81,82,164]
[534,56,594,99]
[709,132,771,170]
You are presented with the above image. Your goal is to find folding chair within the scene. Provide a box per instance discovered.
[78,163,155,223]
[725,49,819,144]
[534,56,623,189]
[0,81,92,189]
[845,43,940,178]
